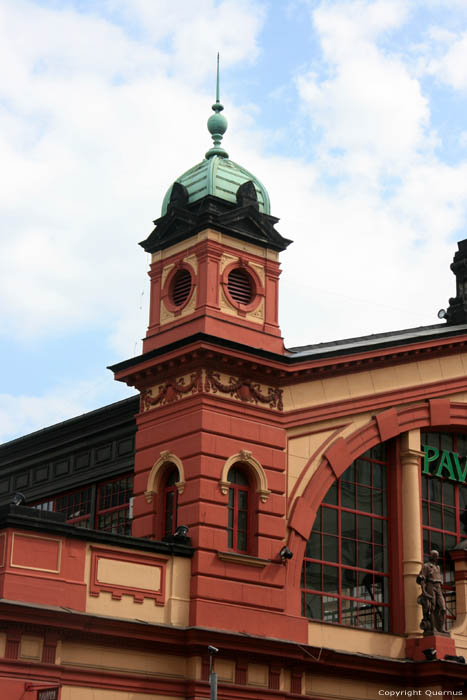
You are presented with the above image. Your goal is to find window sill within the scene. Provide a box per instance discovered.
[217,551,270,568]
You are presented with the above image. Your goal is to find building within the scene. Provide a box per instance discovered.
[0,81,466,700]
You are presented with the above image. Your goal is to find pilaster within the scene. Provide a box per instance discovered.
[400,429,424,638]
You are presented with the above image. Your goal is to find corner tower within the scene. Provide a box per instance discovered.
[140,62,291,355]
[110,66,294,639]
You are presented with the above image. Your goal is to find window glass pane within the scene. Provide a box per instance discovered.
[358,571,373,600]
[307,564,321,591]
[429,503,442,529]
[372,444,386,461]
[341,511,356,539]
[358,602,374,629]
[429,479,441,503]
[356,485,372,513]
[165,492,174,535]
[322,535,338,563]
[444,507,456,532]
[356,459,371,485]
[166,468,179,487]
[341,599,358,626]
[237,530,247,551]
[322,565,338,593]
[373,463,384,489]
[341,464,355,482]
[372,489,386,515]
[303,593,321,619]
[358,542,373,570]
[457,434,467,455]
[373,518,386,545]
[238,490,248,510]
[238,510,247,531]
[357,515,372,542]
[306,532,321,559]
[422,476,428,499]
[341,539,356,566]
[322,507,338,535]
[441,433,453,451]
[323,482,338,505]
[341,568,357,597]
[443,481,455,506]
[341,482,355,509]
[323,596,339,623]
[374,545,386,572]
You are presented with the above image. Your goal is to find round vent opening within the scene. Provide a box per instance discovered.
[171,268,192,307]
[227,268,254,305]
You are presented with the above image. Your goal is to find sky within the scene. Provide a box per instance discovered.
[2,0,467,442]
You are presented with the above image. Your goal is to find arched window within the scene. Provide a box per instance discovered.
[163,466,179,537]
[421,431,467,627]
[227,465,251,553]
[301,445,390,631]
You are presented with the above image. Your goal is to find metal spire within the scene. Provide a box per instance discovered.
[206,53,228,159]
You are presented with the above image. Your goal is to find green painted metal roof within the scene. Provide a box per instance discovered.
[161,56,271,217]
[161,155,271,216]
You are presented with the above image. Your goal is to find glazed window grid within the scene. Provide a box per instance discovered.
[301,445,390,632]
[32,474,133,535]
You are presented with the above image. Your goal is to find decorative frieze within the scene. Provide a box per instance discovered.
[141,370,203,409]
[205,370,283,410]
[141,369,283,412]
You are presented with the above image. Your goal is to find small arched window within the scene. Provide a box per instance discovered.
[163,466,179,537]
[227,466,251,552]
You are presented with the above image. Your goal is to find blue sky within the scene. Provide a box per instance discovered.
[2,0,467,441]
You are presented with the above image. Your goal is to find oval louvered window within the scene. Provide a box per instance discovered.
[171,268,192,307]
[227,268,254,305]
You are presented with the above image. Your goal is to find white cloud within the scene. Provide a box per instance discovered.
[0,376,136,443]
[425,31,467,91]
[3,0,467,442]
[0,0,265,352]
[266,0,467,345]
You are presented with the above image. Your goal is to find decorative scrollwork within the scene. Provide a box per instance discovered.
[205,370,283,411]
[142,370,202,410]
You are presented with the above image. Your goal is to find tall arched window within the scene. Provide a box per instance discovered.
[227,465,251,553]
[421,431,467,627]
[301,445,390,631]
[163,466,179,537]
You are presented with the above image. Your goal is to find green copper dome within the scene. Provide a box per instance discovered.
[161,156,271,216]
[161,54,270,216]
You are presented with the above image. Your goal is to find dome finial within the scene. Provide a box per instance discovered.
[206,53,229,159]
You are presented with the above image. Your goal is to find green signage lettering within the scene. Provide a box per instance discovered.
[421,444,467,484]
[452,451,467,483]
[435,450,456,480]
[422,445,439,475]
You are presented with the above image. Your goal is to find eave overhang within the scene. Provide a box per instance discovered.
[108,324,467,388]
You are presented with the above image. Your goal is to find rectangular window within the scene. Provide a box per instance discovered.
[32,474,133,536]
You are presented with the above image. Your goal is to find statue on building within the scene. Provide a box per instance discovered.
[416,550,447,635]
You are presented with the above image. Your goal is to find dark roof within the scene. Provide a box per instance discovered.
[286,322,467,360]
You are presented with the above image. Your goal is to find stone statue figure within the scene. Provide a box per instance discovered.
[416,550,447,635]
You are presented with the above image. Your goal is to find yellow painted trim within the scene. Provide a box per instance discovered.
[219,450,271,503]
[145,451,185,503]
